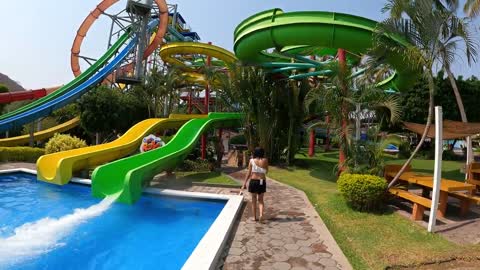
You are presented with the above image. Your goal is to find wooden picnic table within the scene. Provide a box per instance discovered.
[467,168,480,187]
[386,171,476,217]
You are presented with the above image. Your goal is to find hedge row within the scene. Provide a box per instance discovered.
[0,147,45,162]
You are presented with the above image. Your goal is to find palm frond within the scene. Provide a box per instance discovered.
[464,0,480,17]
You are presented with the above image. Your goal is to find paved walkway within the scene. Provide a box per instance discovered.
[0,162,36,170]
[221,170,351,270]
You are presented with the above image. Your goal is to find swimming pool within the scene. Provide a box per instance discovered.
[0,171,240,270]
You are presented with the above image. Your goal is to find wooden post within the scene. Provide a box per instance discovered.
[428,106,443,233]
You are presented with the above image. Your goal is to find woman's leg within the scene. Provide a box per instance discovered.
[258,193,264,221]
[251,193,258,221]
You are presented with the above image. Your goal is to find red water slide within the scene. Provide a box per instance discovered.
[0,87,59,104]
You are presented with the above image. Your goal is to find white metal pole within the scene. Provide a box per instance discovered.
[465,136,473,180]
[428,106,443,233]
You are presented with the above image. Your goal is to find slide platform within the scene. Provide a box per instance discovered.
[92,112,243,204]
[37,114,205,185]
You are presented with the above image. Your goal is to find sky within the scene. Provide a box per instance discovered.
[0,0,479,89]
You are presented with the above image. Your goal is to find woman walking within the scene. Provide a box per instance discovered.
[242,147,269,222]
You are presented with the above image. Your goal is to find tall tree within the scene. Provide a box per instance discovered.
[78,85,147,142]
[464,0,480,17]
[305,65,401,173]
[374,0,462,188]
[135,67,184,118]
[388,0,479,167]
[218,64,308,164]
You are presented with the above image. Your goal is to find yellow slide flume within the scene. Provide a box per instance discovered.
[159,42,237,86]
[37,114,205,185]
[0,117,80,147]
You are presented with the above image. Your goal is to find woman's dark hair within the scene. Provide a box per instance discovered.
[253,147,265,158]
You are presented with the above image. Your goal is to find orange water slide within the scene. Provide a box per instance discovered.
[71,0,168,77]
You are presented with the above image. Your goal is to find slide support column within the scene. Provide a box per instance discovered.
[188,88,192,114]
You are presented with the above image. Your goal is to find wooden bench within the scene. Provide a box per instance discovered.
[467,162,480,192]
[389,188,432,220]
[449,192,480,216]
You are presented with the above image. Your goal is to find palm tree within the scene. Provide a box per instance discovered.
[374,0,477,188]
[464,0,480,16]
[304,65,401,174]
[428,0,480,18]
[385,0,478,175]
[439,15,478,164]
[137,66,185,118]
[217,65,277,156]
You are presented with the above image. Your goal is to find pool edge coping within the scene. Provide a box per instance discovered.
[0,168,244,270]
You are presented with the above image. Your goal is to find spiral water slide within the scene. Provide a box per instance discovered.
[233,9,415,90]
[159,42,237,85]
[0,0,168,144]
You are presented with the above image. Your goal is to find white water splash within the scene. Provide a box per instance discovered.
[0,193,119,267]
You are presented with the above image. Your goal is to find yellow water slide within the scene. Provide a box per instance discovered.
[159,42,238,85]
[37,114,205,185]
[0,117,80,147]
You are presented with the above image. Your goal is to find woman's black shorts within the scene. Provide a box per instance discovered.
[248,179,266,194]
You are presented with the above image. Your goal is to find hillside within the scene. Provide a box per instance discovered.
[0,73,25,92]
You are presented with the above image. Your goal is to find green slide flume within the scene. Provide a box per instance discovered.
[91,113,243,204]
[0,29,131,121]
[234,9,415,90]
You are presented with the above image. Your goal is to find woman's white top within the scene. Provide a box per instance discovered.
[250,158,267,174]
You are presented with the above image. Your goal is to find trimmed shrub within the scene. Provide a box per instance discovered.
[0,147,45,162]
[45,133,87,154]
[337,173,388,212]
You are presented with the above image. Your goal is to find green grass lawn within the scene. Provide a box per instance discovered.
[175,171,239,185]
[155,171,239,187]
[268,150,478,269]
[386,158,465,181]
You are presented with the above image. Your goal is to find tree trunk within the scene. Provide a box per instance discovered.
[286,83,295,166]
[388,71,435,189]
[445,65,473,167]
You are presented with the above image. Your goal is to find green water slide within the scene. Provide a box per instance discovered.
[234,9,415,90]
[91,113,243,204]
[0,29,131,121]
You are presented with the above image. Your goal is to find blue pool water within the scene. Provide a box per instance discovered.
[0,173,226,270]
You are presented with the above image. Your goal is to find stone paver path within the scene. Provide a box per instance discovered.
[221,170,351,270]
